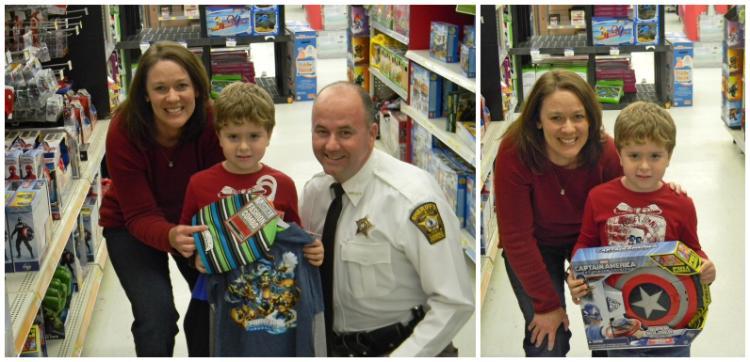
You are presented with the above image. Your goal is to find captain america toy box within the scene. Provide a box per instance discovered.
[571,241,710,350]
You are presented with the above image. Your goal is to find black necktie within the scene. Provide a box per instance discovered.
[321,182,344,351]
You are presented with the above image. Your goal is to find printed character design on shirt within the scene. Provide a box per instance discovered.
[225,251,301,334]
[606,202,666,246]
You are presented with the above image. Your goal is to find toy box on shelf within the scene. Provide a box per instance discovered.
[410,62,443,118]
[634,5,660,45]
[6,180,52,272]
[593,18,634,46]
[205,6,252,37]
[287,21,318,101]
[571,241,710,351]
[430,21,460,63]
[666,32,694,107]
[252,5,280,36]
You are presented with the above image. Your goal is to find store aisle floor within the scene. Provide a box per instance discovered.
[481,14,745,357]
[83,6,475,356]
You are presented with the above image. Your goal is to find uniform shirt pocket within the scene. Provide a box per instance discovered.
[340,238,395,298]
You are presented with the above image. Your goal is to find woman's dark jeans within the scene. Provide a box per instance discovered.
[105,228,209,356]
[503,244,572,357]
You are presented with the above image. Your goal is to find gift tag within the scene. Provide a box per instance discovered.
[224,195,279,243]
[226,37,237,47]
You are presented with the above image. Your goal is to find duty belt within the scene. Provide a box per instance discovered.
[332,305,425,357]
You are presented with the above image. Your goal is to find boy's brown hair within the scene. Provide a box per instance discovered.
[614,101,676,154]
[214,82,275,133]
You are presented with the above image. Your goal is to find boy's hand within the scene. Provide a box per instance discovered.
[303,239,324,267]
[195,255,207,273]
[169,224,206,258]
[700,258,716,284]
[566,271,590,304]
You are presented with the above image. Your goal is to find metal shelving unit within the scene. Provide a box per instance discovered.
[6,120,110,356]
[405,50,476,93]
[401,103,475,166]
[508,5,672,111]
[115,5,293,104]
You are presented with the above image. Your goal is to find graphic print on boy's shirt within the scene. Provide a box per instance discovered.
[219,174,278,201]
[606,202,666,246]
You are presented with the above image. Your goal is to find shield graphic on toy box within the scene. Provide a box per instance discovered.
[606,266,703,329]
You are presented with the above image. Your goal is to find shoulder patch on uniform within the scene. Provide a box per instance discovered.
[409,202,446,244]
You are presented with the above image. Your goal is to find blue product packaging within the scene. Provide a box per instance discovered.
[206,6,252,37]
[252,5,280,36]
[430,22,460,63]
[410,62,443,118]
[288,22,318,101]
[592,18,634,45]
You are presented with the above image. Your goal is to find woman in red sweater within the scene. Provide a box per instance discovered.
[99,42,223,356]
[493,70,622,356]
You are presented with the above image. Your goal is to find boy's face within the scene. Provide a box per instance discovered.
[617,140,671,193]
[218,121,270,174]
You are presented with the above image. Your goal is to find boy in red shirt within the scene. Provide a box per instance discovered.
[179,81,323,271]
[567,101,716,357]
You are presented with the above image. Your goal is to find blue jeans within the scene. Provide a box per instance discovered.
[105,228,209,356]
[608,346,690,357]
[503,244,573,357]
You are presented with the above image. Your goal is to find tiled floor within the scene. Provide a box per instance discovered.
[83,5,477,357]
[481,12,745,357]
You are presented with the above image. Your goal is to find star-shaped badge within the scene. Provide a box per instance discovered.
[356,217,374,237]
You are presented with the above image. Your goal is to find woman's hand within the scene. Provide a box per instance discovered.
[666,181,687,195]
[303,239,324,267]
[528,307,569,351]
[169,224,206,258]
[566,272,590,304]
[700,258,716,284]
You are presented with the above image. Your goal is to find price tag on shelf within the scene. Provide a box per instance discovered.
[530,48,542,62]
[23,49,31,61]
[171,16,177,20]
[564,48,574,57]
[75,25,80,36]
[58,69,64,79]
[226,37,237,47]
[178,41,188,48]
[67,60,73,70]
[6,51,11,64]
[609,47,620,56]
[139,42,150,54]
[54,20,59,31]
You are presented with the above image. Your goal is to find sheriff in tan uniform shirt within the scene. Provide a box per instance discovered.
[300,148,474,357]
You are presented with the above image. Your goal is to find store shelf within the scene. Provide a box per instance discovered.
[480,217,500,304]
[157,15,198,21]
[510,34,670,56]
[547,24,586,30]
[46,243,108,357]
[370,66,408,99]
[401,103,475,166]
[727,128,745,153]
[370,20,409,45]
[600,83,664,111]
[461,229,475,264]
[116,28,292,50]
[479,121,509,189]
[406,50,476,93]
[6,120,109,356]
